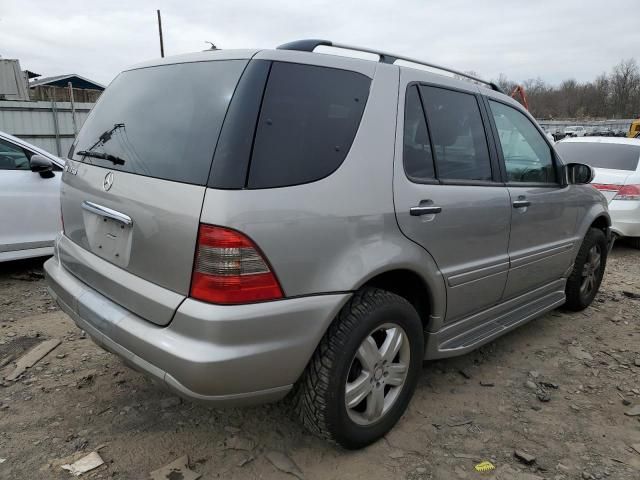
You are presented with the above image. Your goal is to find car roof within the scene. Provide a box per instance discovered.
[125,48,378,81]
[126,47,508,97]
[559,136,640,146]
[127,49,260,72]
[0,130,65,167]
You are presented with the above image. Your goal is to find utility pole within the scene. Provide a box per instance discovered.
[157,10,165,58]
[67,81,78,137]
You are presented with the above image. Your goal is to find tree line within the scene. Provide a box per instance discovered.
[492,58,640,120]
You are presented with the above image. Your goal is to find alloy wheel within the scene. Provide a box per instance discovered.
[345,323,410,426]
[580,244,602,297]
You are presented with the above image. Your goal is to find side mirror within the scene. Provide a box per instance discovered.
[566,162,594,185]
[30,154,54,178]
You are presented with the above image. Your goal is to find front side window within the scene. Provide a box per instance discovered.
[248,62,370,189]
[489,101,556,183]
[403,85,435,182]
[0,138,31,170]
[420,86,493,181]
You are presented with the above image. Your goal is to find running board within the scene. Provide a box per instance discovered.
[424,282,566,359]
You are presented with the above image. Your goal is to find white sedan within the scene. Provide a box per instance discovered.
[555,137,640,248]
[0,131,64,262]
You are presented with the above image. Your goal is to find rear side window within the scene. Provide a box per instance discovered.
[420,86,492,181]
[71,60,248,185]
[555,142,640,171]
[403,85,435,182]
[247,63,370,189]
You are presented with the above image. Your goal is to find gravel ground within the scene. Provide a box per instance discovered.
[0,246,639,480]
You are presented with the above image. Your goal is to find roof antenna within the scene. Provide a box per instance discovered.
[205,41,218,50]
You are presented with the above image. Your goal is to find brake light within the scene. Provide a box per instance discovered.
[591,183,622,193]
[190,224,283,304]
[613,184,640,201]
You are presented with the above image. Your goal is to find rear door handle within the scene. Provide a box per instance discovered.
[82,201,133,226]
[512,200,531,208]
[410,205,442,216]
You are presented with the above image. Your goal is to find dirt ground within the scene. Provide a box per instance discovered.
[1,246,639,480]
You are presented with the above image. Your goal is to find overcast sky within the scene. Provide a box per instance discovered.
[1,0,637,87]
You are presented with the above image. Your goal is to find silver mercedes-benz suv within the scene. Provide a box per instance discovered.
[45,40,610,449]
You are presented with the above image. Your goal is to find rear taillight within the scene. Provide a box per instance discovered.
[190,224,283,305]
[613,184,640,201]
[591,183,622,193]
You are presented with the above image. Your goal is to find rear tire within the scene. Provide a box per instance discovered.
[565,228,607,311]
[293,288,424,449]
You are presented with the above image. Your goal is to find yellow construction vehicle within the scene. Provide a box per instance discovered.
[629,118,640,138]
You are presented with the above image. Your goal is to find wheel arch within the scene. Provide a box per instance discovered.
[357,268,440,332]
[590,214,611,233]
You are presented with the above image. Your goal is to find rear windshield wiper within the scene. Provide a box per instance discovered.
[77,150,126,165]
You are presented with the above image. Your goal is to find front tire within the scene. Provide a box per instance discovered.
[565,228,607,311]
[293,288,424,449]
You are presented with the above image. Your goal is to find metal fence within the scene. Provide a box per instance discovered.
[0,100,94,157]
[537,119,635,134]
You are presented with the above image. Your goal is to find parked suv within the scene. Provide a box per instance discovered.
[45,40,610,449]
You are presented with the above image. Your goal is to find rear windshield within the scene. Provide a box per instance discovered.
[555,142,640,171]
[70,60,247,185]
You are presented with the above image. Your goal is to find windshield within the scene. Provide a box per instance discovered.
[555,142,640,171]
[70,60,247,185]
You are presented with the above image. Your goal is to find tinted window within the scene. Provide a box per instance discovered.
[420,86,492,181]
[247,62,370,189]
[555,142,640,171]
[71,60,247,185]
[489,101,556,183]
[403,86,435,182]
[209,60,271,188]
[0,138,31,170]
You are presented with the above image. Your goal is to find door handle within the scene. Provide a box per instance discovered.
[512,200,531,208]
[410,205,442,216]
[82,201,133,226]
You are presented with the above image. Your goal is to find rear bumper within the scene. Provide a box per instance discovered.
[44,254,349,406]
[609,200,640,238]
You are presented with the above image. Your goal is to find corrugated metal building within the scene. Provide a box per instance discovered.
[0,59,30,101]
[29,74,105,103]
[0,58,102,156]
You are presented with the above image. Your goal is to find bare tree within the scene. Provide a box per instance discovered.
[495,73,515,95]
[490,57,638,119]
[610,58,640,118]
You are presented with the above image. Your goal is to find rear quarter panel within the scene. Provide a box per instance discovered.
[199,62,447,322]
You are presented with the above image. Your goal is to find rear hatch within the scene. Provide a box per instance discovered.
[60,56,250,325]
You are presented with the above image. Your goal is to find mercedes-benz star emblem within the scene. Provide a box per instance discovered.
[103,172,114,191]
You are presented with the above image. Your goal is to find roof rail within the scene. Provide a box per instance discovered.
[277,39,503,93]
